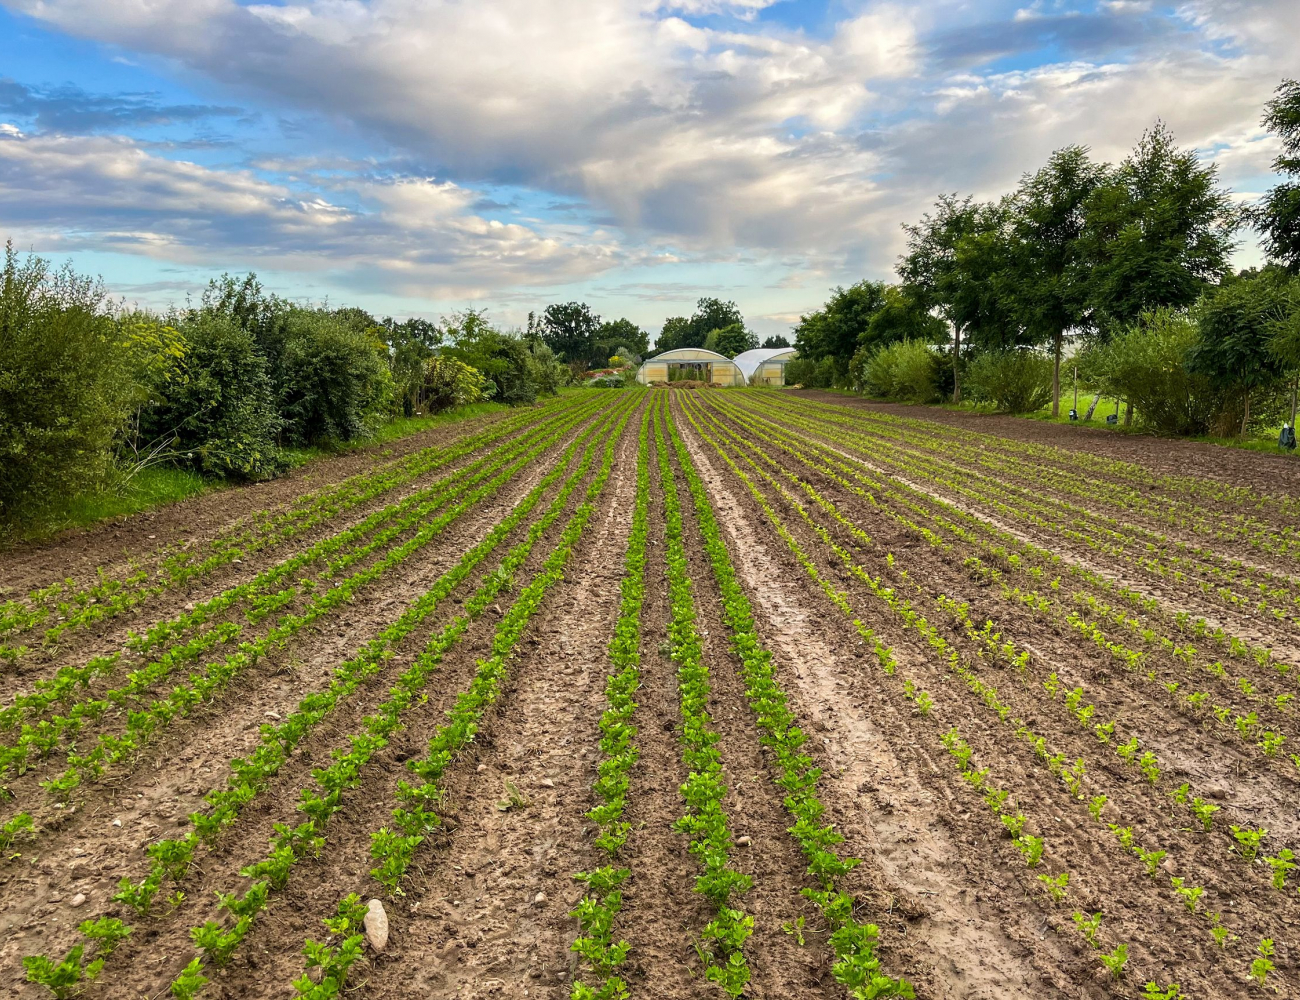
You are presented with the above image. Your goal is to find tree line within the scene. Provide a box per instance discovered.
[789,79,1300,440]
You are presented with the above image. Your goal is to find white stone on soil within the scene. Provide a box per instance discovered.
[364,898,389,952]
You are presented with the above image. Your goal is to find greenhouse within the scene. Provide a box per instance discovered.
[733,347,798,385]
[636,347,746,386]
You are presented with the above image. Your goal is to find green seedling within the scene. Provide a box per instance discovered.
[1017,835,1045,868]
[170,957,209,1000]
[1206,912,1235,950]
[1190,798,1219,832]
[1142,983,1183,1000]
[782,915,806,946]
[1231,825,1267,861]
[497,778,530,812]
[1265,849,1295,890]
[1087,795,1108,822]
[1170,877,1202,914]
[1037,871,1069,902]
[1072,911,1102,948]
[1100,943,1128,981]
[1250,938,1275,987]
[1138,848,1167,877]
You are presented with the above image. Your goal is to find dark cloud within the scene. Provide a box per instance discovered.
[0,78,244,133]
[926,8,1177,68]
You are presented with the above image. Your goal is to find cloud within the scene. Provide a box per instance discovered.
[0,130,625,297]
[1,0,1296,307]
[0,78,244,133]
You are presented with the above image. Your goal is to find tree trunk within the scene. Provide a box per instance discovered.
[1123,400,1133,426]
[1051,329,1062,418]
[1241,389,1251,438]
[952,326,962,405]
[1084,392,1101,421]
[1290,373,1297,429]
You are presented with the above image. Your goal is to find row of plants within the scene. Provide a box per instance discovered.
[18,400,636,994]
[0,396,597,736]
[677,393,1281,986]
[663,402,915,998]
[743,393,1300,626]
[0,394,576,657]
[283,394,638,1000]
[716,393,1300,722]
[159,394,638,996]
[655,402,754,998]
[568,401,653,999]
[0,395,616,853]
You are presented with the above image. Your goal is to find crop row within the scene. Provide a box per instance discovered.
[21,393,639,998]
[281,391,639,1000]
[676,392,1288,991]
[567,399,653,999]
[0,397,577,656]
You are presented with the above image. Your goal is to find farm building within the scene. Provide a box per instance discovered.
[733,347,798,385]
[636,347,746,386]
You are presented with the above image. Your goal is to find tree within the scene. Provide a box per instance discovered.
[898,194,989,403]
[1081,122,1238,334]
[654,298,744,353]
[706,322,758,358]
[863,285,947,353]
[1005,145,1108,415]
[595,317,649,359]
[383,317,442,416]
[1254,79,1300,273]
[540,302,601,364]
[654,315,691,354]
[1190,269,1290,435]
[761,334,790,348]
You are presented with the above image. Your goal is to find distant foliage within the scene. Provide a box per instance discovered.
[861,340,940,403]
[423,356,489,412]
[0,244,138,519]
[144,312,286,480]
[277,309,393,446]
[966,349,1054,413]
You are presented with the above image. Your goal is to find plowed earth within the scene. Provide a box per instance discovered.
[1,388,1296,1000]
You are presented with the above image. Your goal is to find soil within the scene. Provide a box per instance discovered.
[2,388,1297,999]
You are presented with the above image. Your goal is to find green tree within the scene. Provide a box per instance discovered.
[277,309,392,445]
[1005,145,1108,415]
[595,317,649,359]
[863,285,947,352]
[1190,269,1290,435]
[0,245,140,521]
[706,322,758,358]
[444,309,546,406]
[540,301,601,364]
[761,334,790,348]
[1253,79,1300,273]
[382,317,442,416]
[900,195,1018,402]
[1081,122,1238,333]
[654,298,744,354]
[794,281,887,363]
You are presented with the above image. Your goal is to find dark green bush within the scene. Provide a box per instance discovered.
[966,349,1054,413]
[0,245,138,521]
[277,309,392,445]
[861,340,940,402]
[146,312,285,480]
[424,356,490,412]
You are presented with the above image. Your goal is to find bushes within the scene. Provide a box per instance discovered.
[784,357,839,389]
[424,357,489,412]
[278,310,392,446]
[965,349,1053,413]
[861,341,940,403]
[145,313,286,480]
[1083,310,1227,436]
[0,245,139,519]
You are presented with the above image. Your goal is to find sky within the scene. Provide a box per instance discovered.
[0,0,1295,341]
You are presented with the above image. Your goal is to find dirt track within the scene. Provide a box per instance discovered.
[1,387,1296,999]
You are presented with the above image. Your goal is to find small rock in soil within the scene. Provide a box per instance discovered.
[364,899,389,952]
[534,891,547,905]
[736,836,752,847]
[70,893,86,908]
[540,778,555,788]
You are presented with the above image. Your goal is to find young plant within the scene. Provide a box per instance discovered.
[1072,911,1102,948]
[1100,943,1128,982]
[1037,872,1069,902]
[1230,825,1267,862]
[1250,938,1275,987]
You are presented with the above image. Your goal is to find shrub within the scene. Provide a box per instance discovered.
[1084,310,1228,435]
[863,340,940,403]
[0,245,139,521]
[277,309,392,445]
[423,356,489,412]
[966,349,1053,413]
[146,313,286,480]
[785,357,838,388]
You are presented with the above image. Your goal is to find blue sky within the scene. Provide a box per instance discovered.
[0,0,1293,340]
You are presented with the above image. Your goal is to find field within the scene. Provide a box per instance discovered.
[1,387,1298,1000]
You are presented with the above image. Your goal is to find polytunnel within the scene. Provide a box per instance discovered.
[636,347,746,386]
[732,347,798,385]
